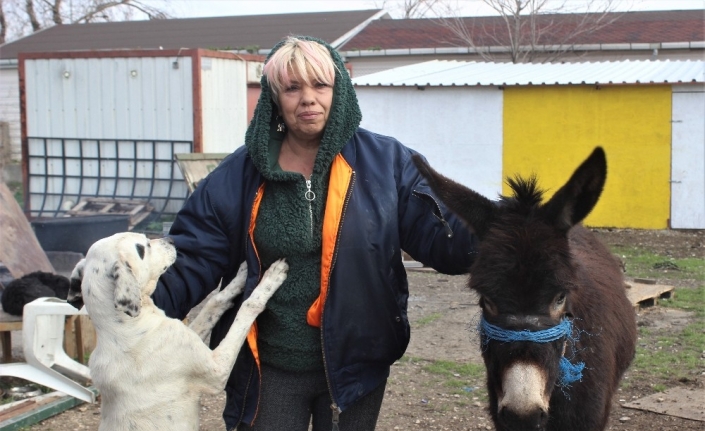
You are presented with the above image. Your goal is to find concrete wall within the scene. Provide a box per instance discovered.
[355,86,504,200]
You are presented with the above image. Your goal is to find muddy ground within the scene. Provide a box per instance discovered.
[17,229,705,430]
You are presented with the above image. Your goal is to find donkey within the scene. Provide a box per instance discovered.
[413,147,637,431]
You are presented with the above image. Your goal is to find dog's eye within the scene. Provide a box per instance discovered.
[135,244,145,260]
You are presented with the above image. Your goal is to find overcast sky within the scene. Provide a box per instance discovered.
[170,0,705,18]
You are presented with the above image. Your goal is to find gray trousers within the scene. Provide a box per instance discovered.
[236,364,386,431]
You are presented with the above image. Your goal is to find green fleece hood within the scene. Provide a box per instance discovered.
[244,36,362,180]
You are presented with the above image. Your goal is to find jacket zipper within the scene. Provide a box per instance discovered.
[305,176,315,238]
[321,170,355,430]
[412,190,453,238]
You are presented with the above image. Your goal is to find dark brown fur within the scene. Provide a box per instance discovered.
[413,148,637,431]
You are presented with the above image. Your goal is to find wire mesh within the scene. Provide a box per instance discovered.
[26,137,193,219]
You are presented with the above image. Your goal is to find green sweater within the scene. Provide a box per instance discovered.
[253,138,329,371]
[245,36,362,372]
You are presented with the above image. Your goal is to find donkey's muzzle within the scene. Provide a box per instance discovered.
[499,405,548,431]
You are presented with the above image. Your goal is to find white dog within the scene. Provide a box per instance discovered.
[67,232,287,431]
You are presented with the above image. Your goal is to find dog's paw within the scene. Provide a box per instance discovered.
[264,259,288,283]
[254,259,288,297]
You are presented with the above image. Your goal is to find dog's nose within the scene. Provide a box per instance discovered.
[164,236,174,244]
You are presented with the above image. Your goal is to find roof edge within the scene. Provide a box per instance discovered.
[342,41,705,57]
[0,59,19,68]
[351,59,705,87]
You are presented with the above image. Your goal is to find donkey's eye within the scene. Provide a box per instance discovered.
[554,293,566,307]
[135,244,145,260]
[480,296,499,316]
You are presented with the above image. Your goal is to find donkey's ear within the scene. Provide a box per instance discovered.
[111,260,141,317]
[412,154,497,239]
[541,147,607,232]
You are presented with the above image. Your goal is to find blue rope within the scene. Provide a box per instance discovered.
[479,316,585,388]
[480,318,573,343]
[559,357,585,387]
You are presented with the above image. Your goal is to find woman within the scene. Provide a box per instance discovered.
[153,35,479,431]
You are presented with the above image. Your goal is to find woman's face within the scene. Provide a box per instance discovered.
[278,72,333,143]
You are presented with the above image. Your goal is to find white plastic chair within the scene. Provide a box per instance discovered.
[0,297,95,403]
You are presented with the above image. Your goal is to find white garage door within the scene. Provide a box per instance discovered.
[671,85,705,229]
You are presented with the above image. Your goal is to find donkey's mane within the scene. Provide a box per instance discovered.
[501,175,545,213]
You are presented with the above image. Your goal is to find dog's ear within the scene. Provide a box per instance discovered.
[112,260,141,317]
[70,258,86,282]
[67,259,86,309]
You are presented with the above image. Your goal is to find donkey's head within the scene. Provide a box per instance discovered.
[413,148,607,430]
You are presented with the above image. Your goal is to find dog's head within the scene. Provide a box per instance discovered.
[68,232,176,317]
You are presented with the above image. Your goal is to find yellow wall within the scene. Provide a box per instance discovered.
[503,85,672,229]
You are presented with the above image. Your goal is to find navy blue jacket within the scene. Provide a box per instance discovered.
[153,128,478,429]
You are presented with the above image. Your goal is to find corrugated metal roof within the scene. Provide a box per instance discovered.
[352,59,705,87]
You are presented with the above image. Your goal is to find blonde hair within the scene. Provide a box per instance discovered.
[263,36,337,103]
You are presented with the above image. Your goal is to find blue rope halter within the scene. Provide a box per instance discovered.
[479,316,585,388]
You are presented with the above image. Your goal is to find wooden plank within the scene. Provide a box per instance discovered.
[0,183,55,278]
[0,311,23,328]
[66,198,153,229]
[63,315,96,364]
[128,205,145,216]
[68,201,88,212]
[1,333,12,364]
[175,153,229,193]
[175,152,230,161]
[623,387,705,422]
[0,321,22,331]
[0,310,22,362]
[0,401,37,423]
[0,389,98,431]
[625,282,675,310]
[98,203,115,213]
[74,318,85,365]
[129,212,151,228]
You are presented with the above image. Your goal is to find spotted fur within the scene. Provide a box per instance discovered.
[67,232,288,431]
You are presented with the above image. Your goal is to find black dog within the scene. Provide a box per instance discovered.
[1,271,70,316]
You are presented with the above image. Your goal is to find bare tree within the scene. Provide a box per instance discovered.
[436,0,626,63]
[25,0,41,31]
[70,0,169,23]
[0,0,6,43]
[1,0,170,42]
[52,0,64,24]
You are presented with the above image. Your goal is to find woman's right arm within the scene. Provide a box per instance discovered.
[152,177,236,320]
